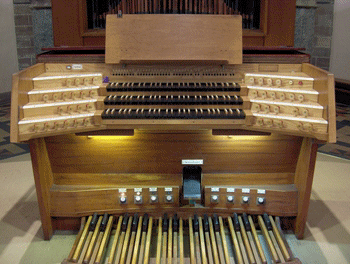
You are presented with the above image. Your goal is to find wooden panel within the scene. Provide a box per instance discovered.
[11,73,20,143]
[51,0,83,46]
[243,37,265,47]
[83,36,106,46]
[204,185,298,216]
[301,63,336,143]
[294,137,318,239]
[41,62,301,76]
[50,185,180,216]
[203,173,295,185]
[53,173,182,186]
[45,132,302,175]
[50,184,297,217]
[10,63,46,143]
[52,217,82,231]
[212,129,270,136]
[105,14,242,64]
[327,73,337,143]
[73,31,271,48]
[76,129,134,136]
[244,55,310,64]
[36,47,310,64]
[29,138,54,240]
[53,172,293,186]
[264,0,296,47]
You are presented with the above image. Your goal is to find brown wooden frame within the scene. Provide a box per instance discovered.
[51,0,296,47]
[28,130,316,240]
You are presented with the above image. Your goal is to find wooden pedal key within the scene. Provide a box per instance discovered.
[119,214,134,264]
[107,215,123,264]
[218,216,230,264]
[263,214,285,263]
[179,217,184,264]
[173,214,179,263]
[228,215,244,264]
[189,216,196,264]
[242,213,261,264]
[213,214,226,264]
[167,216,173,264]
[156,217,163,264]
[136,214,149,264]
[72,215,93,262]
[95,214,114,264]
[80,213,101,263]
[203,215,214,264]
[258,215,279,264]
[88,213,109,264]
[269,216,291,262]
[248,215,267,264]
[143,216,153,264]
[193,215,202,264]
[114,214,130,264]
[233,213,249,264]
[66,216,86,263]
[208,216,220,264]
[126,214,140,264]
[162,214,169,264]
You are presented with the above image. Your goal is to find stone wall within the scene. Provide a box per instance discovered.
[13,0,53,71]
[295,0,334,70]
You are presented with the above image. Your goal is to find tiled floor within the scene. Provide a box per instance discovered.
[0,152,349,264]
[0,95,29,160]
[318,103,350,159]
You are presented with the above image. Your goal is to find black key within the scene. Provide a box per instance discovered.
[203,214,209,232]
[122,213,129,232]
[89,213,99,231]
[142,214,149,232]
[193,214,199,232]
[163,213,168,232]
[173,214,179,232]
[132,214,139,232]
[242,213,251,231]
[233,213,240,231]
[100,213,109,232]
[263,213,272,231]
[213,214,220,232]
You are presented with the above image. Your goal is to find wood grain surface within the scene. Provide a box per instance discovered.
[106,15,242,64]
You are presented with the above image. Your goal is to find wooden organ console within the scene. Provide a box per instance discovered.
[11,14,335,263]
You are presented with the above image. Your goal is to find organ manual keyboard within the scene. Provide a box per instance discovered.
[10,14,335,262]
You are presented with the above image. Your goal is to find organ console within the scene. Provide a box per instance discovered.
[10,13,335,263]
